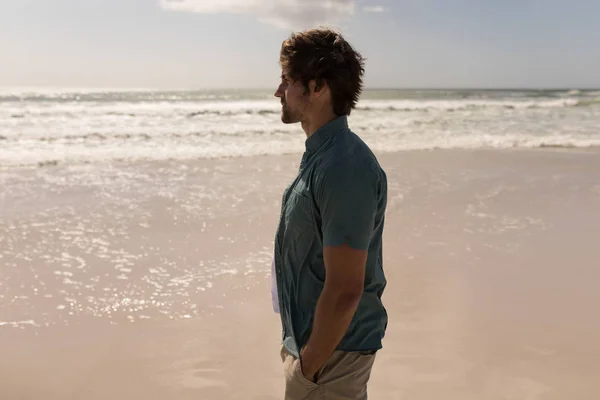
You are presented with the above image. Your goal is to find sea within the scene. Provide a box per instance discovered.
[1,88,599,167]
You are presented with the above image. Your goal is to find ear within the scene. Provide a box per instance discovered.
[312,78,328,97]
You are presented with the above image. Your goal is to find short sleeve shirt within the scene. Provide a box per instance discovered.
[273,115,388,357]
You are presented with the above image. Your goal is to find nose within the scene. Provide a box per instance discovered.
[274,82,285,98]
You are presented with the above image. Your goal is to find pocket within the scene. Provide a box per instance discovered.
[286,191,315,233]
[294,359,319,389]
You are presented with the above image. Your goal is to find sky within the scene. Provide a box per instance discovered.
[1,0,599,89]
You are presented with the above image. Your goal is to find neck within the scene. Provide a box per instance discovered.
[301,107,338,138]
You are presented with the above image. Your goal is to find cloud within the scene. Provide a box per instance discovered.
[362,5,385,13]
[159,0,356,30]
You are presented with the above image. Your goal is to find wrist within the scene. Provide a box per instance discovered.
[300,347,319,381]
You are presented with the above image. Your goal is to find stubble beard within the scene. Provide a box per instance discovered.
[281,101,295,124]
[281,98,307,124]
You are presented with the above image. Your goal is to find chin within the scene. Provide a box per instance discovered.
[280,114,295,124]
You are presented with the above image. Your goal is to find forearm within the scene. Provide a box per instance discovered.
[301,285,361,371]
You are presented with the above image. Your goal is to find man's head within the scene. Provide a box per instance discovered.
[274,28,365,126]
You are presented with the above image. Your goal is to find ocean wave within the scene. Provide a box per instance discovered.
[0,89,269,103]
[356,98,583,112]
[1,89,598,167]
[0,100,281,119]
[1,133,598,168]
[186,109,279,117]
[574,99,600,107]
[1,97,594,124]
[0,129,295,143]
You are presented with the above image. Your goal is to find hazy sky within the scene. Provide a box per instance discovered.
[1,0,599,89]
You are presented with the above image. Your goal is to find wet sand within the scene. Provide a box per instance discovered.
[1,149,599,399]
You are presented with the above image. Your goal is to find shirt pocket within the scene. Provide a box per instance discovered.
[285,190,315,235]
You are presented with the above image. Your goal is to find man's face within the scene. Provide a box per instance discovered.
[274,72,309,124]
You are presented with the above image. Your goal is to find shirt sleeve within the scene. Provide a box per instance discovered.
[316,161,379,250]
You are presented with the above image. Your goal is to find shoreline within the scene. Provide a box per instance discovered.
[2,145,600,171]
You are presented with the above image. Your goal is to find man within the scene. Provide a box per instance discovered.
[272,28,388,400]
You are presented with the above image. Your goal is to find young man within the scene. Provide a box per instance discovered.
[272,28,388,400]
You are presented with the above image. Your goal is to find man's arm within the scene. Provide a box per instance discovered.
[300,161,379,381]
[300,243,367,380]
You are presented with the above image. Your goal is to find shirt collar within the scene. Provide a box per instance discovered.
[305,115,348,153]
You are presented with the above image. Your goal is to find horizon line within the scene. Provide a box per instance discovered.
[1,86,599,92]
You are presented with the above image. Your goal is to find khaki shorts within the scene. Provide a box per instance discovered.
[280,345,377,400]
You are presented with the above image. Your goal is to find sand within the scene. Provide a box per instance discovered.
[1,148,599,399]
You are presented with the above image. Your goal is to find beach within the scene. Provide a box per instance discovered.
[2,148,599,399]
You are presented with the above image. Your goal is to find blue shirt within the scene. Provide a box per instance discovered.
[274,115,388,357]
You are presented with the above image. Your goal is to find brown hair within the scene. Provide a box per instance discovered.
[279,28,365,116]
